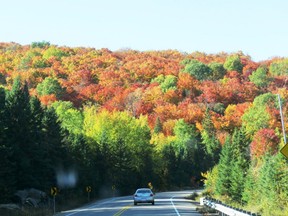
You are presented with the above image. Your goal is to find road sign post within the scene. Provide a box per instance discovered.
[53,195,56,214]
[50,187,58,214]
[86,186,92,202]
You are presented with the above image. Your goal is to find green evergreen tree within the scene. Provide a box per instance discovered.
[242,166,256,204]
[41,107,67,188]
[215,128,250,200]
[257,154,288,214]
[201,109,221,163]
[0,87,16,202]
[5,78,35,189]
[229,129,250,202]
[29,96,47,189]
[215,135,232,196]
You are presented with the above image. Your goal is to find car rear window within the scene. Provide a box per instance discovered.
[137,189,151,193]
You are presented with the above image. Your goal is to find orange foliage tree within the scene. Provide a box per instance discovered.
[250,129,280,158]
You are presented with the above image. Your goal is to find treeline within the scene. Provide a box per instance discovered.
[0,76,209,204]
[0,78,71,202]
[0,77,66,200]
[0,42,287,215]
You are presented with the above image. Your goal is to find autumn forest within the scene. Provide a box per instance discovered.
[0,42,287,215]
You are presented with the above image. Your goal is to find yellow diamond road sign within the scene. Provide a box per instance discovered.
[51,187,57,196]
[280,144,288,159]
[86,186,91,193]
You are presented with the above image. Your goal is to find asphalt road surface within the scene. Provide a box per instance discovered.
[56,190,203,216]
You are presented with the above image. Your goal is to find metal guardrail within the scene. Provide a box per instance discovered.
[202,197,260,216]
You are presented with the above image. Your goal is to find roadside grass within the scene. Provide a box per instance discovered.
[0,208,53,216]
[185,192,199,201]
[185,191,218,215]
[0,195,90,216]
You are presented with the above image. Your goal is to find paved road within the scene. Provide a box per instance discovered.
[56,190,203,216]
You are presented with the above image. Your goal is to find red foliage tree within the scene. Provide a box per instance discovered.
[250,128,280,158]
[177,98,205,124]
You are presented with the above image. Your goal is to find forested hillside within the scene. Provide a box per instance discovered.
[0,42,287,215]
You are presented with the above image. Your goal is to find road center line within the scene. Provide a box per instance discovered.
[113,205,132,216]
[170,196,181,216]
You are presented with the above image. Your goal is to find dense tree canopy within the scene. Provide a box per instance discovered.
[0,42,287,215]
[223,55,243,73]
[182,59,213,80]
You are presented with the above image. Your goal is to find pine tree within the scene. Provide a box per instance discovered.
[5,77,35,189]
[29,96,47,189]
[257,153,288,214]
[201,109,221,163]
[229,129,250,202]
[215,128,250,200]
[41,107,67,188]
[242,166,256,204]
[215,135,232,196]
[0,87,16,202]
[230,158,246,201]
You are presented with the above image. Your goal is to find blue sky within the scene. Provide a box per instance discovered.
[1,0,288,61]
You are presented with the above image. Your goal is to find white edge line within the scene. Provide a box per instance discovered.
[170,195,181,216]
[64,197,118,216]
